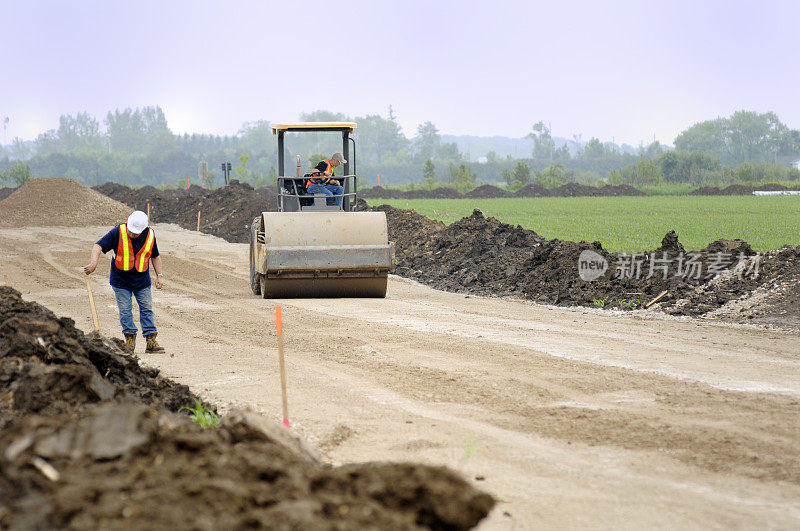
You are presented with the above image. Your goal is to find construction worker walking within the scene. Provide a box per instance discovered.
[84,210,165,353]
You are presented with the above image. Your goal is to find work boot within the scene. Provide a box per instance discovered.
[145,333,165,353]
[124,333,136,353]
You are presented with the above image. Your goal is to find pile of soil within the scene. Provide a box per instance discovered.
[597,184,647,196]
[403,187,464,199]
[94,180,277,243]
[548,183,602,197]
[512,184,645,198]
[0,187,14,201]
[359,186,408,199]
[360,184,647,199]
[371,204,446,262]
[362,201,799,318]
[690,183,795,195]
[0,178,132,228]
[0,287,195,430]
[464,185,514,198]
[360,186,467,199]
[0,287,494,529]
[514,184,550,197]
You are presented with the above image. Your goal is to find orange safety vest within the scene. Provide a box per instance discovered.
[305,159,335,189]
[114,224,156,273]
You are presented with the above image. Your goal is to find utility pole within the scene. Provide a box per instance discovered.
[221,162,231,186]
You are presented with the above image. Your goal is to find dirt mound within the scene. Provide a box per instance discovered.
[94,180,277,243]
[464,185,514,198]
[756,183,790,191]
[0,287,494,529]
[548,182,602,197]
[598,184,647,196]
[355,184,646,199]
[690,183,793,195]
[404,187,464,199]
[361,200,798,317]
[0,178,132,228]
[372,204,445,260]
[0,187,15,201]
[0,287,197,429]
[514,184,645,198]
[359,186,406,199]
[391,209,548,296]
[515,184,550,197]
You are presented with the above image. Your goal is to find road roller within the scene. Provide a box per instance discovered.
[249,122,395,298]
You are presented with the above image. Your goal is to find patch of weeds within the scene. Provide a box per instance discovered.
[181,399,221,428]
[592,297,607,308]
[459,435,486,468]
[617,298,641,310]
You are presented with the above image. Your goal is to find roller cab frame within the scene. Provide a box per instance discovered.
[249,122,395,298]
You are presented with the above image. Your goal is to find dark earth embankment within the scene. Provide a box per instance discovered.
[0,287,494,529]
[364,201,800,325]
[93,180,276,243]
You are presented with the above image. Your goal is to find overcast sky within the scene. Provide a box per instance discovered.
[1,0,798,146]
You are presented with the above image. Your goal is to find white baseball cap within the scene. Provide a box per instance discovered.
[127,211,149,234]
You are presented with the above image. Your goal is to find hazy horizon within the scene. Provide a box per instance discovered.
[2,0,798,146]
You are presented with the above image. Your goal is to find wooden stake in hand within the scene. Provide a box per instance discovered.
[197,210,201,232]
[85,278,101,332]
[146,202,150,220]
[276,305,290,428]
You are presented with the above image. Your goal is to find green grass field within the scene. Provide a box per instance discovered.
[370,196,800,253]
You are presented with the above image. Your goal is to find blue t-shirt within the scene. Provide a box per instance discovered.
[97,226,159,291]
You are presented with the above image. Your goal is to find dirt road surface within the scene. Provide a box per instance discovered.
[2,224,799,529]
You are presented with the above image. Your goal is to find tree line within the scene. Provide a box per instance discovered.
[1,107,798,189]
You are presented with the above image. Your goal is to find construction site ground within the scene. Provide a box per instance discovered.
[1,224,799,529]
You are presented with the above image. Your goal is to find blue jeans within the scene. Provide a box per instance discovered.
[307,183,344,206]
[112,286,157,336]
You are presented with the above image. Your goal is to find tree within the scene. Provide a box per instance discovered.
[528,121,554,160]
[0,163,33,186]
[582,138,609,159]
[238,120,273,154]
[356,114,408,165]
[643,141,665,158]
[308,153,327,168]
[535,164,569,188]
[553,143,571,162]
[57,112,103,151]
[437,142,461,161]
[35,130,61,155]
[656,150,718,183]
[414,121,441,160]
[447,162,476,188]
[235,153,251,182]
[503,161,531,187]
[609,155,663,186]
[422,159,436,187]
[105,106,173,153]
[300,110,348,122]
[10,137,31,160]
[674,111,800,165]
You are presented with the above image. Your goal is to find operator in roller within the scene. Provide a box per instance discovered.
[305,152,346,206]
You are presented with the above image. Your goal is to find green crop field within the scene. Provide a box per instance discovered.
[369,196,800,253]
